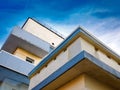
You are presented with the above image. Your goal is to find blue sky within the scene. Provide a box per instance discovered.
[0,0,120,55]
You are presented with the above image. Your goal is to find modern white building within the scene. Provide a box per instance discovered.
[0,18,64,90]
[28,27,120,90]
[1,17,120,90]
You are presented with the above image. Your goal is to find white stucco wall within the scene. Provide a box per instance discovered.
[97,50,120,71]
[67,37,82,60]
[23,18,64,47]
[80,37,95,56]
[80,37,120,72]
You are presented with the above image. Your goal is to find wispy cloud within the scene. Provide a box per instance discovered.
[98,29,120,55]
[0,0,120,55]
[43,9,120,55]
[80,17,120,55]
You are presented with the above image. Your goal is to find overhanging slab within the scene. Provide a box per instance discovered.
[32,51,120,90]
[2,27,51,57]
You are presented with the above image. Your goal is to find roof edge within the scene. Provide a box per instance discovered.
[22,17,65,39]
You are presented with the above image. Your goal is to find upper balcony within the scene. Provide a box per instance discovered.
[1,26,52,58]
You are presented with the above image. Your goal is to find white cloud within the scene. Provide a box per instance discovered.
[85,18,120,55]
[45,21,77,36]
[98,28,120,55]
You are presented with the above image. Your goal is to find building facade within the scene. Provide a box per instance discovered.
[0,18,64,90]
[29,27,120,90]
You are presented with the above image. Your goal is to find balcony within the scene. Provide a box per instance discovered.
[2,26,52,57]
[0,50,34,75]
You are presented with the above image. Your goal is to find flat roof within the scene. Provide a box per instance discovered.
[22,17,65,39]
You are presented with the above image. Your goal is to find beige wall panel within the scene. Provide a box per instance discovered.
[85,74,115,90]
[13,48,41,65]
[58,74,85,90]
[58,74,115,90]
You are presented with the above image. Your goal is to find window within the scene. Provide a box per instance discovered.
[26,57,34,64]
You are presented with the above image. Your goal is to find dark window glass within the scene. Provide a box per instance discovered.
[26,57,34,63]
